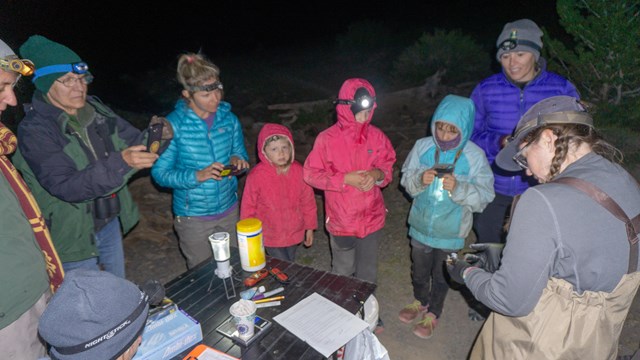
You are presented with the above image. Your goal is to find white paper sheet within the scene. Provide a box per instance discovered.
[273,292,369,357]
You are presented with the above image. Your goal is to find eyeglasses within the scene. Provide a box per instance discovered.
[0,56,36,76]
[512,142,532,170]
[55,74,94,87]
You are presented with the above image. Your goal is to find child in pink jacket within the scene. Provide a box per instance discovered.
[303,78,396,285]
[240,123,317,262]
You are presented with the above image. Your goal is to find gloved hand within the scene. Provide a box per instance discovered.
[446,257,475,284]
[464,243,504,273]
[149,115,173,140]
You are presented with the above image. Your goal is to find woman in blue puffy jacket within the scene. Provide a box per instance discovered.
[469,18,579,320]
[152,53,249,269]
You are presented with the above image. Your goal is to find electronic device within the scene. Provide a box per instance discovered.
[215,315,272,347]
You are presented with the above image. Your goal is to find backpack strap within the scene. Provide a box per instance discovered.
[553,177,639,274]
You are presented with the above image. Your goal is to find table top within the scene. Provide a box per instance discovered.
[166,253,376,360]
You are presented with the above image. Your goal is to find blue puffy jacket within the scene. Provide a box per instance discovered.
[151,100,249,216]
[470,60,579,196]
[401,95,495,250]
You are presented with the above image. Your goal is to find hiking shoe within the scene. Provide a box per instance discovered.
[374,317,385,335]
[468,308,485,321]
[398,300,429,324]
[413,312,438,339]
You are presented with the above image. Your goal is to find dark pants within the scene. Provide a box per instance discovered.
[410,239,450,318]
[473,193,514,244]
[266,245,298,262]
[330,229,382,284]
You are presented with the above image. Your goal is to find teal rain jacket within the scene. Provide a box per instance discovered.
[401,95,495,250]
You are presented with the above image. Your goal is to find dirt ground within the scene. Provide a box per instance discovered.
[123,92,640,359]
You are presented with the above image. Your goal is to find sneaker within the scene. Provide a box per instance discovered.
[413,312,438,339]
[398,300,429,324]
[374,317,385,335]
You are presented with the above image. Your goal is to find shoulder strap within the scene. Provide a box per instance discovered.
[553,177,640,273]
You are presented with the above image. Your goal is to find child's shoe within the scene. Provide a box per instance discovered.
[412,312,438,339]
[398,300,429,324]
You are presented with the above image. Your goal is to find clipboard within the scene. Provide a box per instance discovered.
[182,344,239,360]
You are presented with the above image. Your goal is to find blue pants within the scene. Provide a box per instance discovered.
[62,218,125,278]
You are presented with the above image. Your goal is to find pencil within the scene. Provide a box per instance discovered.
[253,295,285,304]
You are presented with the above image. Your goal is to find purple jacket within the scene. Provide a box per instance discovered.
[470,62,579,196]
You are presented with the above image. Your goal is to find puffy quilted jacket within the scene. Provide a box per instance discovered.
[303,78,396,238]
[151,99,248,216]
[470,60,579,196]
[240,123,317,247]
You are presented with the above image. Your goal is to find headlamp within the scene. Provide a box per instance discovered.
[32,61,90,82]
[334,87,376,115]
[498,38,542,52]
[188,81,223,92]
[0,55,36,76]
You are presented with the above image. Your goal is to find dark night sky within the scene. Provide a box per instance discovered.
[1,0,562,110]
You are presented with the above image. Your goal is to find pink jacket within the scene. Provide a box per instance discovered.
[241,123,317,247]
[303,78,396,238]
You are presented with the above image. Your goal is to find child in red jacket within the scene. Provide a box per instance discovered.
[240,123,317,262]
[303,78,396,285]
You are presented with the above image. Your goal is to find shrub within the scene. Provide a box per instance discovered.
[544,0,640,128]
[391,29,491,87]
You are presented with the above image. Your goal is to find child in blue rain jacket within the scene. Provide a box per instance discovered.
[397,94,494,339]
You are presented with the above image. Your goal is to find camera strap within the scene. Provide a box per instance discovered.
[434,147,463,168]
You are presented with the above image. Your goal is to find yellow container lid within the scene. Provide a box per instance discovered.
[237,218,262,233]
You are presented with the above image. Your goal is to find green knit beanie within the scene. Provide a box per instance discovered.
[19,35,83,93]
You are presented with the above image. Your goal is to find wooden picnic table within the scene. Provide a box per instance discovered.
[167,252,376,359]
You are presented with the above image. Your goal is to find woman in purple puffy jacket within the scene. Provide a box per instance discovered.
[468,18,579,320]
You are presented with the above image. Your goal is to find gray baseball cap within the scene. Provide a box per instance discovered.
[496,96,593,172]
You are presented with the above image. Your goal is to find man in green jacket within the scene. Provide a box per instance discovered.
[14,35,170,278]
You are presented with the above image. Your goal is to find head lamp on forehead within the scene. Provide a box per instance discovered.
[0,55,36,76]
[32,61,89,82]
[498,38,542,52]
[334,87,376,115]
[188,81,223,92]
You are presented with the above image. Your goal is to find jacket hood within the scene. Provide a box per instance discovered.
[336,78,377,127]
[257,123,294,165]
[430,94,475,152]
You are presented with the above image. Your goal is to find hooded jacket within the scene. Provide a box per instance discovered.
[303,78,396,238]
[470,59,579,197]
[240,123,317,247]
[151,99,249,216]
[401,95,495,250]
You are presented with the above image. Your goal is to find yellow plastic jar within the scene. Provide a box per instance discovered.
[236,218,266,272]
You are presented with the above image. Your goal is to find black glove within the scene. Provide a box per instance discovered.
[446,257,473,284]
[464,243,504,273]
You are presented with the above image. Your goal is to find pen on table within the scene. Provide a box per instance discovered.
[252,286,284,300]
[255,301,281,308]
[253,295,285,304]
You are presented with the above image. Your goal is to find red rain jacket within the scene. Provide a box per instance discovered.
[241,123,317,247]
[303,78,396,238]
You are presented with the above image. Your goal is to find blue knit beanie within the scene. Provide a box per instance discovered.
[19,35,83,93]
[38,270,150,360]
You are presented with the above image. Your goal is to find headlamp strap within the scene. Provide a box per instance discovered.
[33,62,89,82]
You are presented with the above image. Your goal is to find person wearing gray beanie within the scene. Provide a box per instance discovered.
[495,19,544,62]
[467,19,579,322]
[38,270,150,360]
